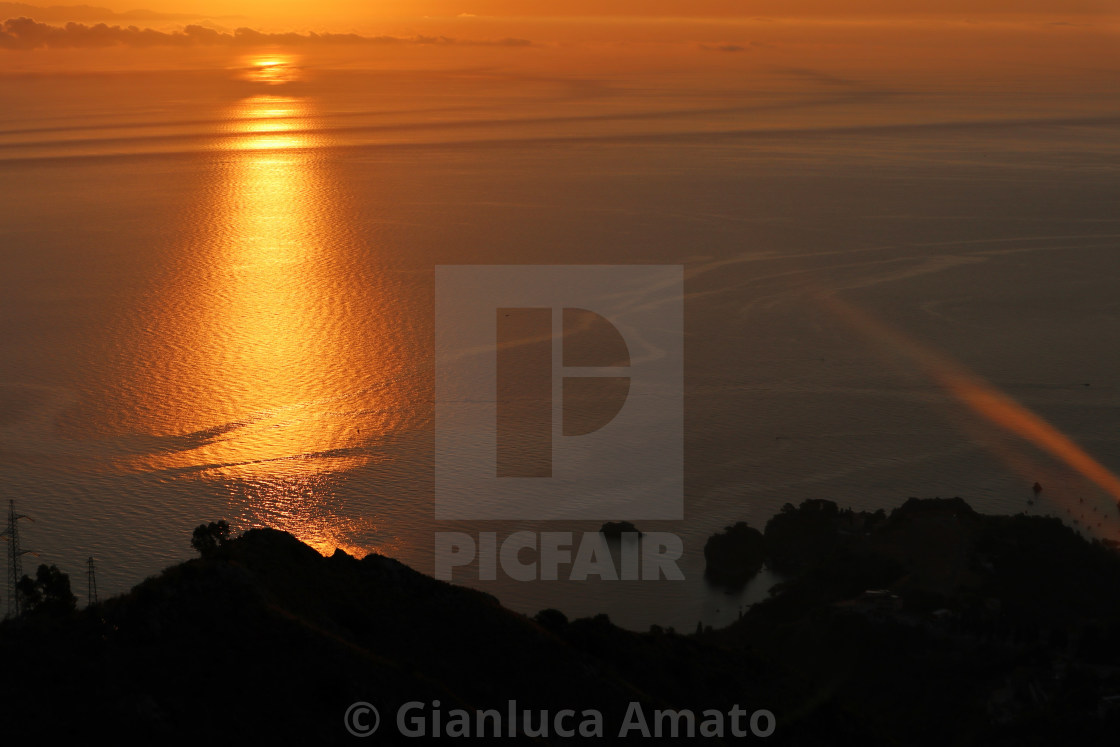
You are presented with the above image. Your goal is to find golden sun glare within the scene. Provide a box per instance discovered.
[244,55,300,85]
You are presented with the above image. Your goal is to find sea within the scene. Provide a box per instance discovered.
[2,51,1119,630]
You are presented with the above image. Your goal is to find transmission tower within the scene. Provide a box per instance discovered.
[1,500,33,618]
[87,556,98,606]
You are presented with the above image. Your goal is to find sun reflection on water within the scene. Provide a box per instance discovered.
[117,87,400,558]
[230,475,384,559]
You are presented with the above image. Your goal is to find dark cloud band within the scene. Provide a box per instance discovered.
[0,18,533,50]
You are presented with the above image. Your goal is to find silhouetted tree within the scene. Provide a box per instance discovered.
[17,564,76,616]
[191,520,231,557]
[704,521,765,586]
[15,574,40,611]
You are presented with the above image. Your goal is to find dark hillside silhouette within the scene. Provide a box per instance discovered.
[1,498,1119,744]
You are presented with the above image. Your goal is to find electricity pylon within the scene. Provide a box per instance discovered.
[0,500,33,618]
[87,556,98,606]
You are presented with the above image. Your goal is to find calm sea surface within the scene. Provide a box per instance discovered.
[2,63,1119,629]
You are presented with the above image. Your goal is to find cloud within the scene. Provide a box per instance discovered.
[0,17,533,50]
[0,3,207,23]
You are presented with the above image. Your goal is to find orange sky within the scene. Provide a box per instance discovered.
[43,1,1118,22]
